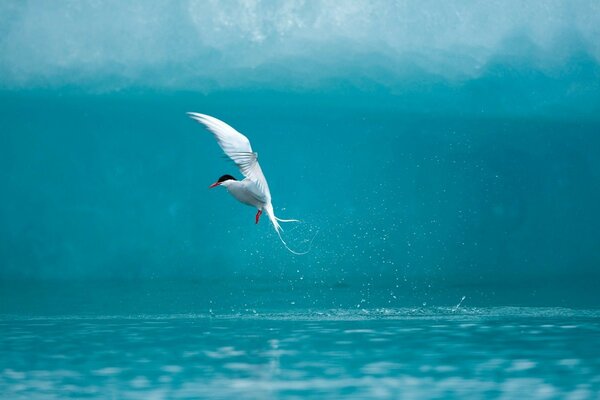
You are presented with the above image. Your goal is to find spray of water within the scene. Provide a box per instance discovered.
[453,296,467,312]
[274,219,319,256]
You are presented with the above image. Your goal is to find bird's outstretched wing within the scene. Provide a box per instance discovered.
[187,112,271,202]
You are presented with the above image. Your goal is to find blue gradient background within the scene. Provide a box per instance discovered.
[1,1,599,312]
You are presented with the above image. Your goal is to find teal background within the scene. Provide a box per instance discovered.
[2,3,600,399]
[1,1,599,311]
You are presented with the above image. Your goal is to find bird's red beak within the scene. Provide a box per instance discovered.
[209,182,221,189]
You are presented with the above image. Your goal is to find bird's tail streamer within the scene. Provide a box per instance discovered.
[264,204,318,255]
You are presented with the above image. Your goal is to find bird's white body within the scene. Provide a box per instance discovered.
[221,179,265,209]
[187,112,306,253]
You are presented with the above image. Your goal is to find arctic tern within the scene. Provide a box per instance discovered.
[188,112,309,254]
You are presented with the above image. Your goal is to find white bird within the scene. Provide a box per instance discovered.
[188,112,308,254]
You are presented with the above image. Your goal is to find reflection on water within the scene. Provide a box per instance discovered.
[1,308,599,399]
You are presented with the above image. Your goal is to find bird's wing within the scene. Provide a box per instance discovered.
[188,112,272,201]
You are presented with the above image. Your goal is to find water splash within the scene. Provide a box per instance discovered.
[453,296,467,312]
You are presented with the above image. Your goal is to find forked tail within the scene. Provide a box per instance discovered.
[263,203,315,255]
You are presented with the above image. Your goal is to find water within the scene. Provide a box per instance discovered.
[2,1,600,398]
[2,308,599,399]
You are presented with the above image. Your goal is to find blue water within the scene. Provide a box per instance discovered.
[2,1,600,398]
[2,309,600,399]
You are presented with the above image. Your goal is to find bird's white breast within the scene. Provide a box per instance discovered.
[226,180,266,209]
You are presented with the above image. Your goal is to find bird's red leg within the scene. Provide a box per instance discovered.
[255,209,263,224]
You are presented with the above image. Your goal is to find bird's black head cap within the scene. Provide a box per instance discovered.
[217,174,236,183]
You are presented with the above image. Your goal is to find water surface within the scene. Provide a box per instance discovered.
[2,308,599,399]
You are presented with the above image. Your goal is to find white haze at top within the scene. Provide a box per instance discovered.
[0,0,599,92]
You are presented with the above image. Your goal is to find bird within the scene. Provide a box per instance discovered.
[188,112,310,254]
